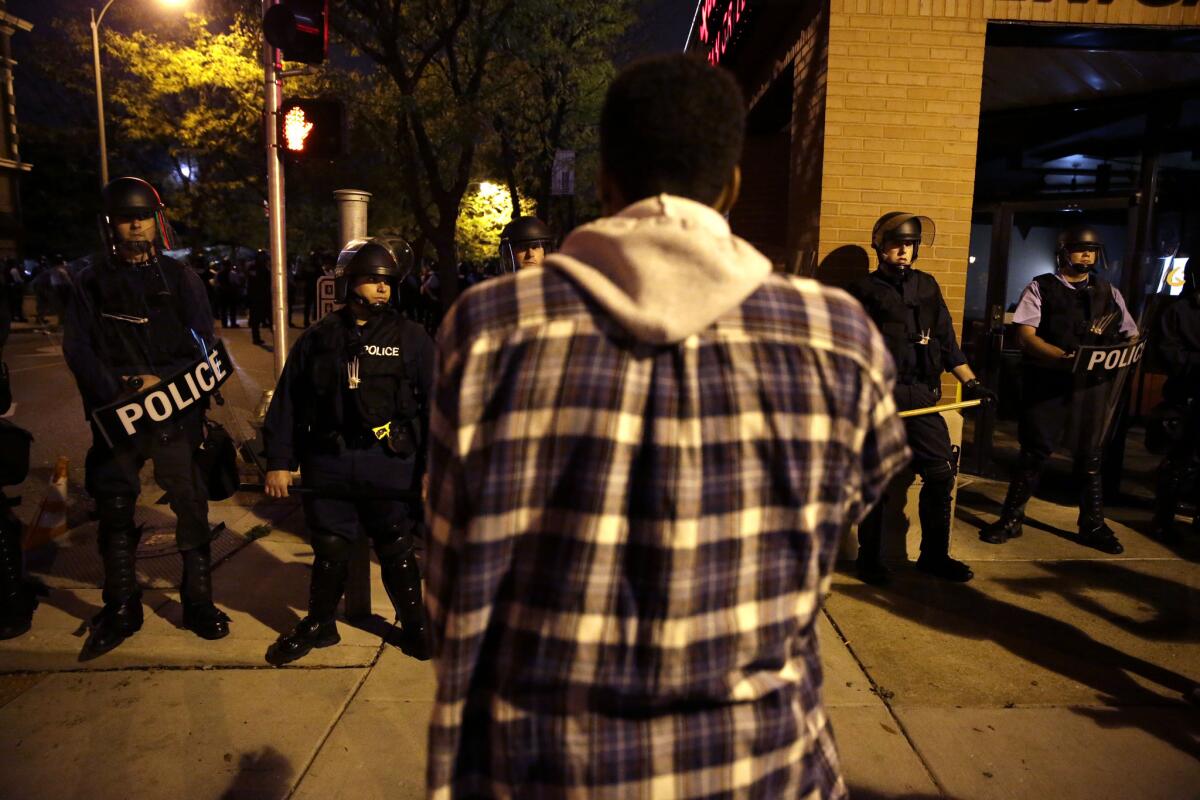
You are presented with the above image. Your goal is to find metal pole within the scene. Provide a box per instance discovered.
[91,8,108,187]
[263,0,288,379]
[333,190,374,621]
[333,189,371,247]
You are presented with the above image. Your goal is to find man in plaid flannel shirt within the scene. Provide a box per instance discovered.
[425,55,910,799]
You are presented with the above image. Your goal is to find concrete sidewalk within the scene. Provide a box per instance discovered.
[0,473,1197,799]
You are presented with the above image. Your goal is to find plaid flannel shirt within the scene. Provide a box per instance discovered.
[426,266,908,799]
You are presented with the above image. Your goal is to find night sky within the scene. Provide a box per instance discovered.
[9,0,700,126]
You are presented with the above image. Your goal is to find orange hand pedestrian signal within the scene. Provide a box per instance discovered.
[277,99,343,160]
[283,106,314,152]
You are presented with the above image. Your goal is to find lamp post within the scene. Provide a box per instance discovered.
[90,0,187,187]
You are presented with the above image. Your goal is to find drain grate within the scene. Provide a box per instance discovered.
[26,522,246,590]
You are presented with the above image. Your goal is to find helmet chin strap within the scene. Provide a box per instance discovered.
[348,292,388,316]
[113,239,157,266]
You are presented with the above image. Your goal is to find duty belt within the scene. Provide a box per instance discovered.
[309,430,382,451]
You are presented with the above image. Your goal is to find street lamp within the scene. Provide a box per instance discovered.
[90,0,188,187]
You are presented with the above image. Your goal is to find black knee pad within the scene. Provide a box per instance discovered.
[310,531,353,562]
[1017,451,1048,475]
[96,495,137,529]
[373,523,415,560]
[920,460,955,489]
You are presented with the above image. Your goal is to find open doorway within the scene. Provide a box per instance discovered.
[960,23,1200,479]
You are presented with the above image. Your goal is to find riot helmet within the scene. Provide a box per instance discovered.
[99,177,176,259]
[498,216,554,273]
[1055,225,1107,273]
[871,211,935,272]
[333,237,413,314]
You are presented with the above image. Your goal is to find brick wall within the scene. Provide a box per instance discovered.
[730,2,830,274]
[732,128,792,266]
[818,0,1200,397]
[787,4,830,269]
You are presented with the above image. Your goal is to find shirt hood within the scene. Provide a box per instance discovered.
[544,194,772,345]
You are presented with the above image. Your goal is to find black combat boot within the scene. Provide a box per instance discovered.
[1150,458,1183,544]
[266,557,348,666]
[1077,459,1123,554]
[914,478,973,582]
[0,498,41,640]
[854,504,890,586]
[980,464,1039,544]
[88,497,144,655]
[180,544,231,640]
[378,531,431,661]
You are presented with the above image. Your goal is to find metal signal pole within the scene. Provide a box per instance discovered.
[263,0,289,380]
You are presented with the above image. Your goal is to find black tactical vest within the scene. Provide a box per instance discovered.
[1031,273,1123,353]
[302,309,421,437]
[853,269,944,386]
[86,255,198,375]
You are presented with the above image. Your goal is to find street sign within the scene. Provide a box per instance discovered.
[551,149,575,196]
[316,274,341,319]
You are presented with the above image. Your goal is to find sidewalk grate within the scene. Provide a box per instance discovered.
[25,520,246,591]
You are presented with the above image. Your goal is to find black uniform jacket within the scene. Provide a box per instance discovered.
[848,267,966,387]
[1157,291,1200,404]
[63,254,216,417]
[263,307,434,471]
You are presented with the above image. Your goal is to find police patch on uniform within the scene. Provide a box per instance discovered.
[92,339,234,446]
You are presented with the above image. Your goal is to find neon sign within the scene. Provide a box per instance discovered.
[283,106,314,152]
[698,0,751,65]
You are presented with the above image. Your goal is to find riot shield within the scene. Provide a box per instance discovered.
[1062,340,1147,457]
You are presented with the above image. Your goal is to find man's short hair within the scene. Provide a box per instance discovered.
[600,55,745,206]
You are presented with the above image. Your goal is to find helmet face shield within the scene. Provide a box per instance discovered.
[498,238,553,273]
[872,213,936,250]
[498,216,554,273]
[1056,226,1108,272]
[333,237,411,306]
[871,212,934,271]
[100,177,176,256]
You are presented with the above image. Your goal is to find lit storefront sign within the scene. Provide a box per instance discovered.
[698,0,753,65]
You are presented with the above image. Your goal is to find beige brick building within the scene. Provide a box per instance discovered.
[692,0,1200,461]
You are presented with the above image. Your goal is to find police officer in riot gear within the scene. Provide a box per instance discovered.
[63,177,230,654]
[981,225,1137,553]
[849,212,993,585]
[1,291,41,639]
[262,237,434,664]
[498,216,554,273]
[1151,253,1199,543]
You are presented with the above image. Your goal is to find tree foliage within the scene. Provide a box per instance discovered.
[487,0,635,232]
[455,181,535,263]
[336,0,518,306]
[17,0,638,277]
[103,11,266,246]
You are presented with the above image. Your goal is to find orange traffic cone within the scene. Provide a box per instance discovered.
[23,456,70,551]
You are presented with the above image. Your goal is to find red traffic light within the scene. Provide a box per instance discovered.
[263,0,328,65]
[278,99,343,159]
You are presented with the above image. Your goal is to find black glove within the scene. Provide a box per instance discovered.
[962,378,997,405]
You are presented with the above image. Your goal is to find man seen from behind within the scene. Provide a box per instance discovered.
[424,55,909,799]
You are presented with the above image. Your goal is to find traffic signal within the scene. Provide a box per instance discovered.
[263,0,328,65]
[278,99,343,160]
